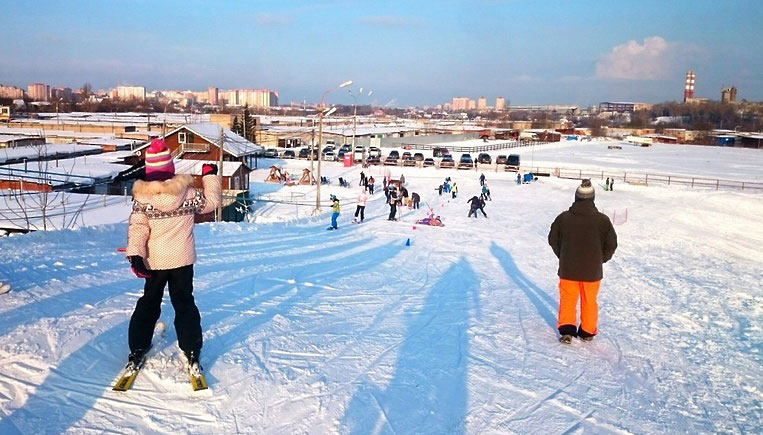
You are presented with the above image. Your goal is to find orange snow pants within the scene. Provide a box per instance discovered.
[557,279,600,336]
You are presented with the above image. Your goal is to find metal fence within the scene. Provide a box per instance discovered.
[518,166,763,191]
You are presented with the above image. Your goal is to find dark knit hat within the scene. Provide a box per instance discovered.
[575,179,595,201]
[145,139,175,181]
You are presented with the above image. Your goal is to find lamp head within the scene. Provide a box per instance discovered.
[339,80,353,88]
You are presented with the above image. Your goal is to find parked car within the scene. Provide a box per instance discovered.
[403,156,416,166]
[458,154,474,169]
[282,149,295,159]
[337,149,346,159]
[367,156,381,165]
[264,148,278,158]
[388,150,400,159]
[506,154,521,169]
[322,145,334,154]
[477,153,492,164]
[423,157,436,167]
[341,144,352,153]
[496,155,508,165]
[433,147,450,158]
[323,150,336,161]
[369,147,382,158]
[298,147,318,159]
[440,155,455,168]
[413,152,425,162]
[402,151,412,160]
[384,155,398,166]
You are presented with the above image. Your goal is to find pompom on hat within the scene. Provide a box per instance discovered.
[144,139,175,181]
[575,179,595,201]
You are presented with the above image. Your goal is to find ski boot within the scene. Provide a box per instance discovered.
[558,335,573,344]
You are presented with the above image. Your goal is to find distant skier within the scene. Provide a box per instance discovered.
[125,139,220,370]
[329,194,340,230]
[451,182,458,199]
[359,171,366,187]
[437,184,443,196]
[411,192,420,209]
[479,173,486,186]
[516,173,522,185]
[368,176,375,194]
[388,187,399,221]
[548,179,618,344]
[354,190,367,223]
[468,195,487,218]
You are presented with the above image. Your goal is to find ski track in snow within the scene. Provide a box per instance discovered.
[1,145,762,434]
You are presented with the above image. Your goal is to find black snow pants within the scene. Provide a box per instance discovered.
[128,264,202,355]
[388,203,397,220]
[355,205,365,221]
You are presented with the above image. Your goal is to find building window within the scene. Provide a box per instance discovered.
[179,132,187,143]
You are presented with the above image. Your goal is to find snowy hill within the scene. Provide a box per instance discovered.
[1,141,762,433]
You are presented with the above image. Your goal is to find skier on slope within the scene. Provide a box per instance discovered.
[125,139,220,370]
[354,190,367,223]
[548,179,618,344]
[329,194,340,229]
[388,186,399,221]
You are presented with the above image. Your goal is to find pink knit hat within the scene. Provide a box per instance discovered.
[145,139,175,181]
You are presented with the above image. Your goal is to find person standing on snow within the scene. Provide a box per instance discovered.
[548,179,618,344]
[437,184,443,196]
[609,178,615,191]
[125,139,221,370]
[388,187,399,221]
[359,171,366,187]
[329,194,340,229]
[368,176,375,194]
[451,182,458,199]
[411,192,420,209]
[354,190,367,223]
[479,173,486,186]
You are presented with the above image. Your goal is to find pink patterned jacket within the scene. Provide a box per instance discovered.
[126,174,221,270]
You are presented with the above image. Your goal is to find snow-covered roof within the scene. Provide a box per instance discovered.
[0,155,127,185]
[158,123,263,158]
[174,159,243,177]
[0,144,103,164]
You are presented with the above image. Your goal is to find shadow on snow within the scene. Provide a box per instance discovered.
[342,257,480,434]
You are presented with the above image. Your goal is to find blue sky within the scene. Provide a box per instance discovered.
[1,0,761,107]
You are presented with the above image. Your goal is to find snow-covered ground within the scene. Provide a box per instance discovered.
[0,141,762,433]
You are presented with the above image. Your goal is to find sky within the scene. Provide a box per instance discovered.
[1,0,762,107]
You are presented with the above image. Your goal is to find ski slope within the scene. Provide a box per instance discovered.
[0,141,762,434]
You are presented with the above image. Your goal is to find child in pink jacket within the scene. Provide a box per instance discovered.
[125,139,220,370]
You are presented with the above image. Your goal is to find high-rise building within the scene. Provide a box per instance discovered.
[51,87,73,102]
[683,70,695,102]
[208,86,219,105]
[451,97,470,111]
[0,84,25,99]
[116,86,146,101]
[28,83,50,101]
[477,96,487,110]
[468,99,477,110]
[495,96,505,111]
[721,86,737,103]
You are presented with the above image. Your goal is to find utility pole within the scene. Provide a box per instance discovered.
[310,126,315,174]
[217,126,224,222]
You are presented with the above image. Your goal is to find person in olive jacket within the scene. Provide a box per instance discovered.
[548,179,617,342]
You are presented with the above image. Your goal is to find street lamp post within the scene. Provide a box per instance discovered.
[315,80,352,214]
[348,88,372,165]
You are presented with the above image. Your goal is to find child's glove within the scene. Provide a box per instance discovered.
[202,164,218,176]
[129,256,152,278]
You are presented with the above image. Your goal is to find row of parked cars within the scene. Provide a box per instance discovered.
[260,145,520,169]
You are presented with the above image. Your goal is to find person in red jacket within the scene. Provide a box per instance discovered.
[548,179,617,343]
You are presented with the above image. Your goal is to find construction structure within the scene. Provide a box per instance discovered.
[721,86,737,103]
[684,70,696,103]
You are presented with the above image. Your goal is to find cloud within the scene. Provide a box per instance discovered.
[596,36,681,80]
[358,15,414,28]
[253,13,293,27]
